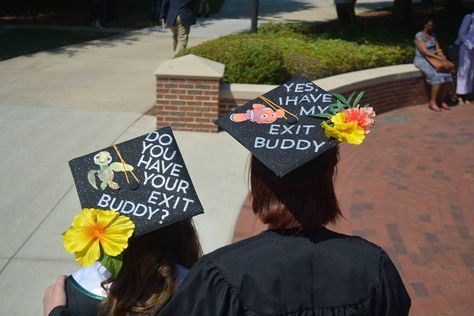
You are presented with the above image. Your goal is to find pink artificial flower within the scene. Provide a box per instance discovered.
[343,106,376,134]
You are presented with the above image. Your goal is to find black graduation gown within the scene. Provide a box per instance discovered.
[49,262,107,316]
[49,276,101,316]
[159,228,411,316]
[49,264,190,316]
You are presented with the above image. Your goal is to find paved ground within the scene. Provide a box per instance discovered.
[0,0,443,314]
[0,22,239,316]
[234,103,474,316]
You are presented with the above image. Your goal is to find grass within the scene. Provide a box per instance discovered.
[0,28,115,61]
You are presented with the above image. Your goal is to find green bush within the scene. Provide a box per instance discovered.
[177,34,287,84]
[178,22,415,84]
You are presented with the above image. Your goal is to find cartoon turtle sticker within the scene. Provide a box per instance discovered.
[87,151,134,190]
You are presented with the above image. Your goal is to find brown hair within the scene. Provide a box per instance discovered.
[250,146,342,231]
[99,219,202,315]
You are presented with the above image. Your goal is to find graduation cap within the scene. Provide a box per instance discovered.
[216,76,375,177]
[216,76,340,177]
[68,126,204,236]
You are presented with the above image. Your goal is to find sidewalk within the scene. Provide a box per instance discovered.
[0,1,409,314]
[0,30,249,314]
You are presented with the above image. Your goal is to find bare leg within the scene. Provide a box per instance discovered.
[439,83,451,110]
[429,84,441,111]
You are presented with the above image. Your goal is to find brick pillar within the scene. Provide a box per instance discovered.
[154,55,225,132]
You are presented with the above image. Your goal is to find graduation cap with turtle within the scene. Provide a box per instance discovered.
[68,126,203,237]
[62,126,203,310]
[216,76,375,177]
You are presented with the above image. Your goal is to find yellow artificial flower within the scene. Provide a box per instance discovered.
[322,112,365,145]
[63,208,135,266]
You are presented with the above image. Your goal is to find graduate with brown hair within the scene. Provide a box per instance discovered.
[158,77,410,316]
[43,127,204,316]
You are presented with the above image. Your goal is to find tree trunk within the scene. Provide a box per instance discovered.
[393,0,412,24]
[334,0,357,26]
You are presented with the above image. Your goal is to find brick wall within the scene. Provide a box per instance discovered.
[219,98,248,117]
[155,78,220,132]
[335,77,428,114]
[219,77,428,119]
[155,68,428,132]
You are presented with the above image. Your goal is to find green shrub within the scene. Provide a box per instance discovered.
[178,34,287,84]
[178,22,415,84]
[284,52,325,78]
[258,22,314,36]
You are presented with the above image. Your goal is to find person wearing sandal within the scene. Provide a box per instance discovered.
[455,12,474,104]
[414,18,453,111]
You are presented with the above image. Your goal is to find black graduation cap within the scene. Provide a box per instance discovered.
[69,126,203,236]
[216,76,339,177]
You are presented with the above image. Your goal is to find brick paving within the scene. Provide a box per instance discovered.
[232,103,474,316]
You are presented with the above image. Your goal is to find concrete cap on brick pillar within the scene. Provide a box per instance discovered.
[155,54,225,80]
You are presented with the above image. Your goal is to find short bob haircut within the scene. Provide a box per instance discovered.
[250,146,342,231]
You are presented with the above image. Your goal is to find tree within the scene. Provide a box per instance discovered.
[393,0,412,24]
[334,0,357,25]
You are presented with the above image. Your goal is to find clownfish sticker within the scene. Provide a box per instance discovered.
[230,103,284,124]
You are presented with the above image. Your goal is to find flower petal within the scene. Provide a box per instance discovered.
[71,208,96,228]
[96,210,120,229]
[63,208,135,267]
[64,226,94,253]
[100,236,129,256]
[330,112,346,125]
[74,239,100,266]
[345,126,365,144]
[322,113,366,145]
[101,217,135,256]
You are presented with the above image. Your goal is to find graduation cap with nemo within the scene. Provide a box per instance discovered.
[216,76,375,177]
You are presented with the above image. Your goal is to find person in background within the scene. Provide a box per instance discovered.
[160,0,196,53]
[414,18,453,111]
[151,0,163,25]
[197,0,210,18]
[89,0,104,29]
[455,12,474,103]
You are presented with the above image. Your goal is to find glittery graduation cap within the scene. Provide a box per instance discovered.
[216,76,341,177]
[68,126,204,237]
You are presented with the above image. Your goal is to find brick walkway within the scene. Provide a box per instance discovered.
[233,103,474,316]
